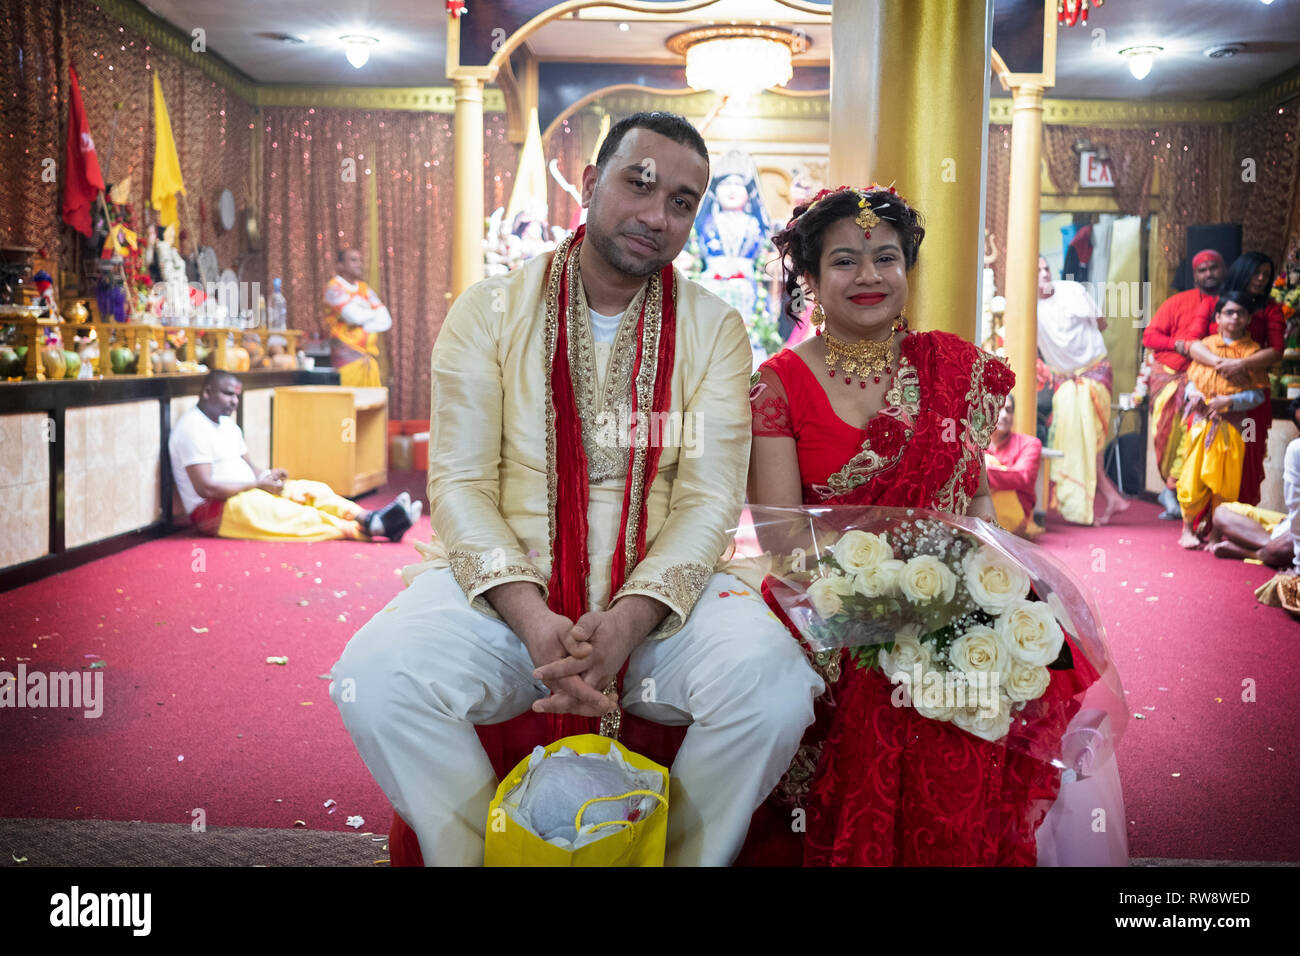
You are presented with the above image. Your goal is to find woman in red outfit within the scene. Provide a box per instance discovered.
[1210,252,1285,505]
[748,186,1091,866]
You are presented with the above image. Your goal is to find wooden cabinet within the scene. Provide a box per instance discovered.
[272,386,387,497]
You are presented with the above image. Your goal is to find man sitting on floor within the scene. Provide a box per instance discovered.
[170,370,419,542]
[1206,396,1300,569]
[986,393,1045,539]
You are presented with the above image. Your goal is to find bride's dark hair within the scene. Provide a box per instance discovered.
[770,188,925,321]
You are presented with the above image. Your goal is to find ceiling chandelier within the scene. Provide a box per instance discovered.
[1059,0,1104,27]
[667,26,804,99]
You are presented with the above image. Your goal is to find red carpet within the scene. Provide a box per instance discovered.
[1,476,1297,861]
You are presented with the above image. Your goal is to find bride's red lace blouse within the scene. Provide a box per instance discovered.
[749,331,1091,866]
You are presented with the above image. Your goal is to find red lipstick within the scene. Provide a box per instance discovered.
[850,293,886,305]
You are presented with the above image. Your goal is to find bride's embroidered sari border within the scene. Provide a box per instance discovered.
[934,348,1009,515]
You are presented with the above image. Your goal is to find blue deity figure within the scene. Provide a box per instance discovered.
[691,152,780,365]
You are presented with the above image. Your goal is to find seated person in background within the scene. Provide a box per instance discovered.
[985,393,1045,539]
[325,247,392,387]
[1206,397,1300,569]
[1175,291,1271,549]
[171,371,419,542]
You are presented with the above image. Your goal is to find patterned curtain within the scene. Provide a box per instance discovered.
[263,108,515,420]
[546,113,587,235]
[1153,124,1227,270]
[984,123,1011,297]
[1230,101,1300,266]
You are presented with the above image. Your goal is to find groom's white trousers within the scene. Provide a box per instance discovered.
[331,568,822,866]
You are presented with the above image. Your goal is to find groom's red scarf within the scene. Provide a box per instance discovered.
[543,225,677,738]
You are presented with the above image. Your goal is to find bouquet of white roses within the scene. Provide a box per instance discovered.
[738,506,1124,752]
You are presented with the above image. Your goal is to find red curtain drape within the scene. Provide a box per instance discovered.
[262,108,514,420]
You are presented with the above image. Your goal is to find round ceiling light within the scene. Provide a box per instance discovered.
[340,35,379,69]
[1119,44,1163,80]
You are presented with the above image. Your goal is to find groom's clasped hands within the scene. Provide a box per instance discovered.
[524,598,664,717]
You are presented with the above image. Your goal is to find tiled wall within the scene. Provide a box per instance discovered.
[64,402,161,549]
[242,388,273,469]
[0,413,51,567]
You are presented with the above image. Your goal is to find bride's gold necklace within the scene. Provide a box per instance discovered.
[821,326,900,388]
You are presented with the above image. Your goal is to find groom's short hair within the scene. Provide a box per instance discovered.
[595,112,709,169]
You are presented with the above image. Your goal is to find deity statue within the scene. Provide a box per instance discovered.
[690,150,780,367]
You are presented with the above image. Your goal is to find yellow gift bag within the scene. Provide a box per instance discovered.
[484,733,669,867]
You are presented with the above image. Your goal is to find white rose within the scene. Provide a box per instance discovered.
[854,558,906,599]
[878,625,927,678]
[963,546,1031,615]
[1005,659,1052,702]
[911,667,959,722]
[807,574,851,619]
[948,625,1011,677]
[996,600,1066,666]
[832,530,894,574]
[951,695,1014,743]
[897,554,957,605]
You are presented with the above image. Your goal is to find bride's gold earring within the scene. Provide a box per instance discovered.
[811,303,825,328]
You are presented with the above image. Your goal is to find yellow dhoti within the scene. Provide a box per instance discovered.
[1048,376,1110,525]
[1176,419,1243,527]
[211,479,368,542]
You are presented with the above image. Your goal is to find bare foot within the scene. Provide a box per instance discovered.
[1092,497,1124,526]
[1208,540,1251,561]
[1177,528,1203,549]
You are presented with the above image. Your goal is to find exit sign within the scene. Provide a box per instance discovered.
[1079,151,1114,188]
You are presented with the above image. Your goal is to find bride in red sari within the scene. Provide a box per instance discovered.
[748,186,1085,865]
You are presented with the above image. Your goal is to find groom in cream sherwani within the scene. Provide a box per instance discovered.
[331,112,821,866]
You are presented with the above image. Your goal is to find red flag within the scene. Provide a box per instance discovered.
[62,65,105,237]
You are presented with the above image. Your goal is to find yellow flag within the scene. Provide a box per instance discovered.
[151,74,186,228]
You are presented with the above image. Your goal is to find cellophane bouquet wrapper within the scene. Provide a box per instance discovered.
[729,505,1127,768]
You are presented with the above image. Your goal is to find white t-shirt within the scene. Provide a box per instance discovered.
[1037,280,1107,375]
[590,308,622,344]
[169,405,255,515]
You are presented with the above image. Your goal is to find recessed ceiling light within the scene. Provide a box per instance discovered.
[1205,43,1247,59]
[339,34,379,69]
[618,22,630,32]
[257,32,308,45]
[1119,45,1163,80]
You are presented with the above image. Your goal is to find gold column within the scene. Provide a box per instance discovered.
[451,75,485,299]
[830,0,989,340]
[1003,83,1044,437]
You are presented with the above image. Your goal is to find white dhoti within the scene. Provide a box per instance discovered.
[330,568,823,866]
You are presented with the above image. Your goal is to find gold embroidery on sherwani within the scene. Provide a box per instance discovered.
[621,270,664,575]
[448,549,545,595]
[818,354,921,500]
[933,348,1008,516]
[617,560,713,619]
[566,252,648,484]
[542,238,570,569]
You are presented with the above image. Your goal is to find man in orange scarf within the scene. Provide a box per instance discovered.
[324,248,391,386]
[1175,292,1271,548]
[1143,249,1223,518]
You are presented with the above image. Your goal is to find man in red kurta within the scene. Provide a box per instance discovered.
[1142,250,1223,518]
